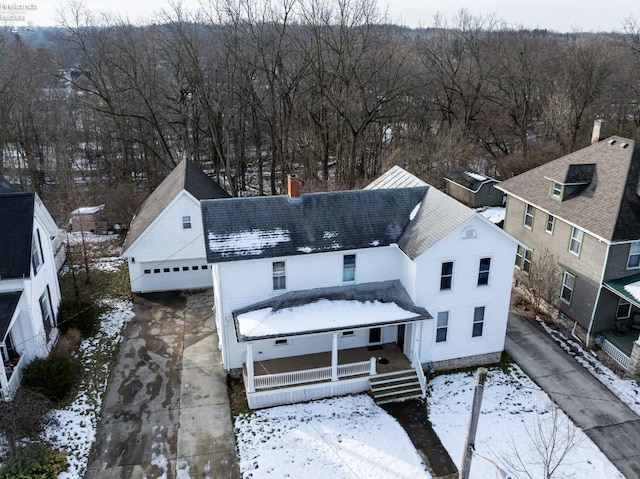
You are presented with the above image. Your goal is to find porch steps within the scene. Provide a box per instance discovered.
[370,369,423,405]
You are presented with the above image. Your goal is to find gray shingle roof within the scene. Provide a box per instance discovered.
[232,280,431,341]
[398,186,475,259]
[0,292,21,342]
[444,167,499,193]
[497,137,640,242]
[202,188,428,262]
[364,165,427,189]
[0,192,35,279]
[0,176,20,194]
[122,160,230,253]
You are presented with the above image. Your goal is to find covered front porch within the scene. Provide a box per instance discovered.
[243,340,424,409]
[233,280,431,409]
[598,275,640,370]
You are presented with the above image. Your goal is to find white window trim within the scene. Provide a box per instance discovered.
[545,214,555,234]
[435,311,449,344]
[182,215,192,229]
[616,299,631,320]
[343,254,356,283]
[439,260,454,291]
[523,204,534,229]
[274,338,289,346]
[272,261,286,291]
[342,330,355,337]
[477,257,491,286]
[569,227,583,256]
[551,181,563,199]
[627,241,640,269]
[472,306,485,338]
[561,271,575,305]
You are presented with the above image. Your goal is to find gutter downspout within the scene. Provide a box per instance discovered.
[586,242,611,347]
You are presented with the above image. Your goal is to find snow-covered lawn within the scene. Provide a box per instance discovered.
[429,364,624,479]
[235,395,431,479]
[235,363,624,479]
[45,297,134,479]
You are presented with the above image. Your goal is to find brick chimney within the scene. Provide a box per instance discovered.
[591,119,608,144]
[287,174,301,198]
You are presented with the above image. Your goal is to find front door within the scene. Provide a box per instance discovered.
[369,327,381,344]
[397,324,405,350]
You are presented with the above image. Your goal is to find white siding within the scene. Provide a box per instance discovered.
[412,216,516,364]
[124,192,212,293]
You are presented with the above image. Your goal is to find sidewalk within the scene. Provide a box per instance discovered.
[506,311,640,479]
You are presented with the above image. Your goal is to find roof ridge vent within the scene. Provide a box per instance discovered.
[620,142,628,149]
[608,139,616,145]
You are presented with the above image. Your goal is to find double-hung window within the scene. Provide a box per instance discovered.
[440,261,453,291]
[561,271,575,304]
[343,254,356,282]
[182,216,192,229]
[477,258,491,286]
[39,287,54,333]
[31,230,44,274]
[523,204,534,229]
[551,181,563,199]
[569,227,583,255]
[515,246,532,274]
[272,261,286,290]
[627,241,640,269]
[436,311,449,343]
[472,306,485,337]
[545,215,555,234]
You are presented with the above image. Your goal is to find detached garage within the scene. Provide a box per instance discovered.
[121,160,230,293]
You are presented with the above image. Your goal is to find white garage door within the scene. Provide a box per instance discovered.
[138,259,212,293]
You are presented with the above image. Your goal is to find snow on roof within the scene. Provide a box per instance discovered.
[237,299,421,339]
[71,204,104,215]
[208,228,291,257]
[465,171,487,181]
[476,206,505,224]
[624,281,640,303]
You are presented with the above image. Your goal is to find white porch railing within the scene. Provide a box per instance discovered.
[600,337,631,370]
[2,354,27,400]
[253,360,372,390]
[413,351,427,398]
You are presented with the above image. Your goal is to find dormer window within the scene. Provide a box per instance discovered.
[551,181,563,199]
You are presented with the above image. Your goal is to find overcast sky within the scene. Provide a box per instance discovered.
[4,0,639,32]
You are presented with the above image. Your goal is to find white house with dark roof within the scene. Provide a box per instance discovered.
[0,177,62,399]
[121,160,230,293]
[497,132,640,373]
[201,170,518,408]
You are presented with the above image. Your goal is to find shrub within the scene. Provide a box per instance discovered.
[0,443,66,479]
[22,357,76,402]
[56,299,99,337]
[50,328,82,358]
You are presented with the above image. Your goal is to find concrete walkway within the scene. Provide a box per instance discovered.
[506,312,640,479]
[85,290,240,479]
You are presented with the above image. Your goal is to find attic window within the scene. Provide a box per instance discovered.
[182,216,192,229]
[461,227,477,240]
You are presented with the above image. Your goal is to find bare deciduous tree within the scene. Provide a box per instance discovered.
[501,406,583,479]
[516,248,561,317]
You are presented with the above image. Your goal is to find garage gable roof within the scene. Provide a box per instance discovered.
[122,160,230,253]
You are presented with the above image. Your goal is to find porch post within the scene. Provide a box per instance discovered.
[331,333,338,381]
[246,343,255,393]
[0,368,8,400]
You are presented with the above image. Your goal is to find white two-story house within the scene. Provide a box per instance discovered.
[0,177,63,399]
[201,170,518,408]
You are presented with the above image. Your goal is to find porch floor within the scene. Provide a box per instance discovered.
[600,329,640,356]
[250,342,411,377]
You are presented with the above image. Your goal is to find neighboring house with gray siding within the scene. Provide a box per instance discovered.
[444,168,504,208]
[497,136,640,371]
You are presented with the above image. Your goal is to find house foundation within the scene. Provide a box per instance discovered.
[431,351,502,372]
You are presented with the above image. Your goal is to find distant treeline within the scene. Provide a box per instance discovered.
[1,1,639,227]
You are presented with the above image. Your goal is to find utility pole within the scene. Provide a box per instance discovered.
[459,367,488,479]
